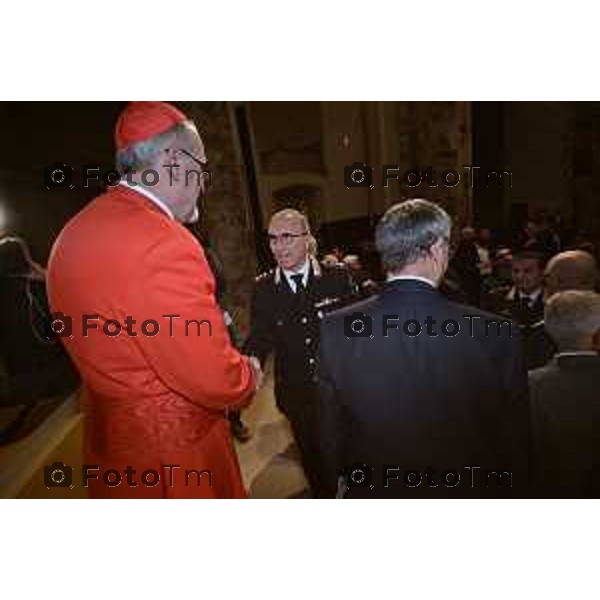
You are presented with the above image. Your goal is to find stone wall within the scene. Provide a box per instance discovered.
[379,101,472,224]
[180,102,257,334]
[572,102,600,239]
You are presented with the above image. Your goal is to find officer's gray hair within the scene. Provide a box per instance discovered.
[545,290,600,351]
[115,122,195,173]
[375,199,452,272]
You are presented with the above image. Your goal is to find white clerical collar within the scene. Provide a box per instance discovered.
[386,274,436,288]
[555,351,599,358]
[118,180,174,220]
[282,259,310,292]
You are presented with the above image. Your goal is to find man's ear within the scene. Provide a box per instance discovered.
[432,238,448,262]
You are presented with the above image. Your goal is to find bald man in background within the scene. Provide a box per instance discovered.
[527,249,598,369]
[245,209,355,496]
[544,250,598,298]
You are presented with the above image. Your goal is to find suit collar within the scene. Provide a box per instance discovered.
[383,277,438,294]
[386,274,436,287]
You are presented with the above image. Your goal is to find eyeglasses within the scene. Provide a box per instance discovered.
[267,232,308,246]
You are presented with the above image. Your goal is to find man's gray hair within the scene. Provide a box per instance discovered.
[545,290,600,351]
[375,199,452,272]
[115,122,194,173]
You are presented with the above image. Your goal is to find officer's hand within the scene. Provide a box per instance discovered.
[247,356,264,390]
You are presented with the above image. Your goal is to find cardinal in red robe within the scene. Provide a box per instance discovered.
[47,102,258,498]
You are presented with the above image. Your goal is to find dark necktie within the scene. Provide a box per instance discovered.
[291,273,304,294]
[520,294,532,308]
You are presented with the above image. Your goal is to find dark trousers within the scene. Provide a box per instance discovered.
[276,383,324,497]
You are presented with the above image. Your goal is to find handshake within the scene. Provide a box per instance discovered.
[246,355,264,391]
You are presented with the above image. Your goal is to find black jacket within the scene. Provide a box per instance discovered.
[318,278,531,498]
[0,277,78,405]
[485,288,548,369]
[530,354,600,497]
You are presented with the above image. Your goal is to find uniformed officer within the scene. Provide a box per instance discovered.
[244,209,356,496]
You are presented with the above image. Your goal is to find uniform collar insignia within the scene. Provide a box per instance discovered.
[314,296,340,308]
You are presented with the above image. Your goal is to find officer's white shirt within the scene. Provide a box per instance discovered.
[281,259,310,293]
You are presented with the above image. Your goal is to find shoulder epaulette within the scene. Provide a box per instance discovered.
[255,269,275,283]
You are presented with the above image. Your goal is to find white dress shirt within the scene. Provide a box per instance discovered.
[281,259,310,293]
[518,288,543,308]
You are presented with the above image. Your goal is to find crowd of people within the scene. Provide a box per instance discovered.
[1,101,599,498]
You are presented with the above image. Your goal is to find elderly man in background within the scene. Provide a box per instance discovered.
[525,249,599,369]
[47,102,261,498]
[529,291,600,497]
[544,250,598,298]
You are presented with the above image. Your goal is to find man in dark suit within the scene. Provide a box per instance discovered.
[318,199,531,498]
[529,290,600,498]
[244,209,355,496]
[485,250,546,369]
[491,250,545,327]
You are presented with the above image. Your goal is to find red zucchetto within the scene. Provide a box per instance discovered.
[114,101,189,150]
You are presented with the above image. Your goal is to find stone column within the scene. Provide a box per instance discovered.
[180,101,257,334]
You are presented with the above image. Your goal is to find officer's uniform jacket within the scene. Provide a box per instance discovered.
[244,256,356,394]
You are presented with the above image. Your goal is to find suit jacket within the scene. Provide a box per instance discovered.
[47,185,255,498]
[529,354,600,497]
[318,278,531,498]
[488,287,544,328]
[0,277,78,405]
[484,287,547,369]
[524,321,556,370]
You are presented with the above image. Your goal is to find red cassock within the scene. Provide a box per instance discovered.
[47,185,255,498]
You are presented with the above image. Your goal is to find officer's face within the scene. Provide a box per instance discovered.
[268,215,309,272]
[512,258,543,294]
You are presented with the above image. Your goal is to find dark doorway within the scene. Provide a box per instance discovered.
[471,102,509,233]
